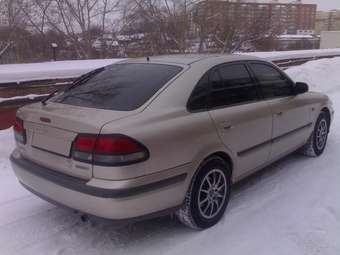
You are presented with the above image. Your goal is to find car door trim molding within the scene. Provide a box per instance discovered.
[237,139,272,157]
[272,122,313,143]
[238,122,313,157]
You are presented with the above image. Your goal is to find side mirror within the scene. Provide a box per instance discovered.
[294,82,309,95]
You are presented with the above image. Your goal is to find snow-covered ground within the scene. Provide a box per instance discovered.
[0,58,340,255]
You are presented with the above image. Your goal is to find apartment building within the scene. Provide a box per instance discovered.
[193,1,317,35]
[315,10,340,34]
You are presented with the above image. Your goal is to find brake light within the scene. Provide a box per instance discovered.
[14,118,26,144]
[72,134,149,166]
[74,135,97,152]
[95,136,142,154]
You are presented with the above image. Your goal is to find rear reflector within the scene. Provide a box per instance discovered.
[14,117,26,144]
[72,134,149,166]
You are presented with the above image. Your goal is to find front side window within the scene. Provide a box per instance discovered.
[52,63,182,111]
[250,63,293,99]
[210,64,258,108]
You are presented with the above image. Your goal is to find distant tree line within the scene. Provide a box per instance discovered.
[0,0,280,63]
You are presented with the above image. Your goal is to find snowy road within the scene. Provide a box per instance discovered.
[0,58,340,255]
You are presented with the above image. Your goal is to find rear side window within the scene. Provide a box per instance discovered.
[52,63,182,111]
[210,64,258,108]
[250,63,293,98]
[187,73,209,111]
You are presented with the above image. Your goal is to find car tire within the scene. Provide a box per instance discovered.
[176,156,231,229]
[300,112,329,157]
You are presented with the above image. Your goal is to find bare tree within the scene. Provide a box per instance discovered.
[21,0,52,35]
[0,0,283,63]
[0,0,25,59]
[192,1,281,53]
[118,0,198,56]
[36,0,121,58]
[215,15,276,53]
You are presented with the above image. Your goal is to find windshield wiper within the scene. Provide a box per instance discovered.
[41,67,105,106]
[41,88,60,106]
[65,67,105,92]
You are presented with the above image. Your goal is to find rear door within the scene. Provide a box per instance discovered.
[208,63,273,178]
[248,62,312,160]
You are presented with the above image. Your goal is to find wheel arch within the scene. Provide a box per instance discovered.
[208,151,233,176]
[192,151,234,184]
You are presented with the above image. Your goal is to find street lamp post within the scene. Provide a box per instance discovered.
[51,43,58,61]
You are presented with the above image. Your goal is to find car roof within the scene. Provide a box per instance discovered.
[123,54,266,66]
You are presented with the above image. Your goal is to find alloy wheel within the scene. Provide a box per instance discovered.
[316,119,328,151]
[198,169,227,220]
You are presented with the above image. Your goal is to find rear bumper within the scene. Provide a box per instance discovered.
[10,149,189,220]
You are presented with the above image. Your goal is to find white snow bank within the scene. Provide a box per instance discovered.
[243,48,340,61]
[0,94,47,103]
[286,57,340,93]
[0,128,14,169]
[0,59,124,84]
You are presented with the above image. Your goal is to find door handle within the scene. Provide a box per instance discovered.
[223,125,234,130]
[275,112,283,117]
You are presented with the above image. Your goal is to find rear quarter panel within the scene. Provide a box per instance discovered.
[95,108,230,181]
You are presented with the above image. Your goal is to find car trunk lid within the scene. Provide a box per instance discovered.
[17,102,139,180]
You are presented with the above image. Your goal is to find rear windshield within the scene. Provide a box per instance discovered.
[52,63,183,111]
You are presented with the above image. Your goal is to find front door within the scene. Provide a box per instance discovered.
[248,62,312,160]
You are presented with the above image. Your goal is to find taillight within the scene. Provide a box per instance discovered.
[72,134,149,166]
[72,135,97,163]
[13,117,26,144]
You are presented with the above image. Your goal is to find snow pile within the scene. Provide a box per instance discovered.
[286,57,340,93]
[0,59,124,84]
[0,94,47,103]
[0,128,14,173]
[0,57,340,254]
[243,48,340,61]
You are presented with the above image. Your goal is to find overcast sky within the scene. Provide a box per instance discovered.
[259,0,340,11]
[299,0,339,10]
